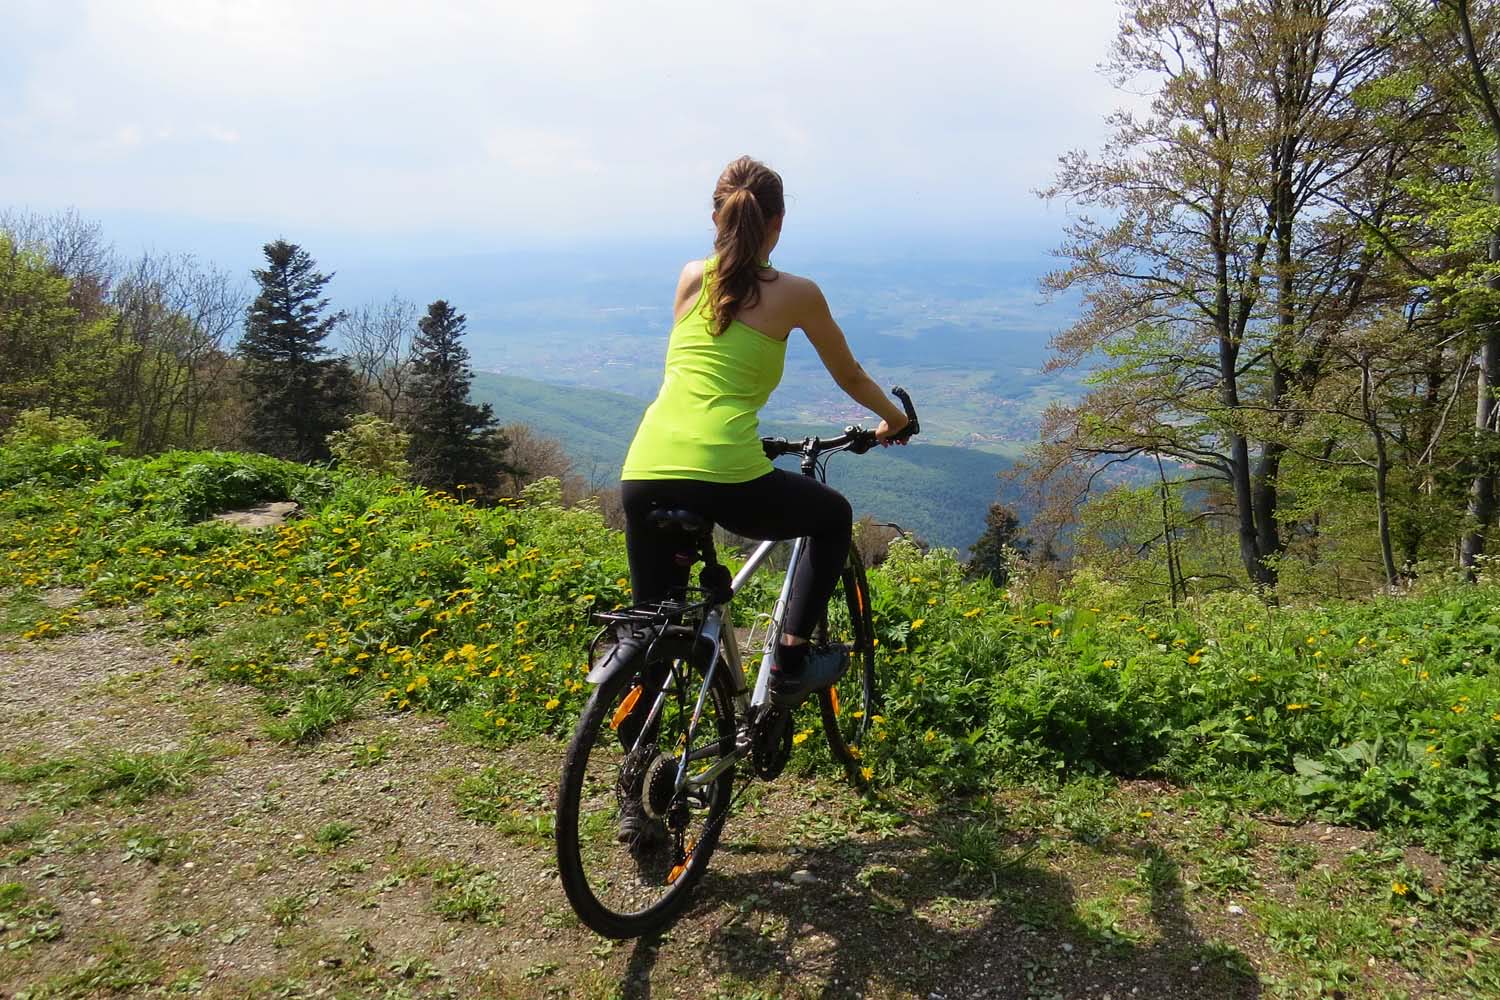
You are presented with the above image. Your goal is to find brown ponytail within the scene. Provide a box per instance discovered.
[708,156,784,336]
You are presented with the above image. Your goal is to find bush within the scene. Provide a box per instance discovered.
[327,413,411,479]
[89,450,335,524]
[0,409,118,488]
[3,409,93,447]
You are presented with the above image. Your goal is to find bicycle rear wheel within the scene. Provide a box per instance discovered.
[555,633,736,939]
[817,549,878,780]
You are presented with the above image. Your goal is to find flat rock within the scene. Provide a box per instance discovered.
[211,501,300,530]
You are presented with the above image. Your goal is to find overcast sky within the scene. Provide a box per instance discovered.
[3,0,1125,261]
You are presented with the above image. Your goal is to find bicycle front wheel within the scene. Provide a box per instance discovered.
[555,633,737,939]
[817,549,878,780]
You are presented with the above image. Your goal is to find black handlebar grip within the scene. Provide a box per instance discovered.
[891,386,920,440]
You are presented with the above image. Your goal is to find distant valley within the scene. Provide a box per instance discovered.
[470,372,1027,552]
[340,245,1080,550]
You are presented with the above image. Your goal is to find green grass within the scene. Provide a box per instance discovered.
[313,821,357,851]
[3,438,1500,861]
[265,890,313,927]
[263,685,360,746]
[430,863,507,924]
[0,743,215,806]
[0,589,46,635]
[0,813,49,846]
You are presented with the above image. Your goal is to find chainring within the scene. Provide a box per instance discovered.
[750,705,793,779]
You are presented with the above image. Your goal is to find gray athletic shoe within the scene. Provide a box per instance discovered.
[769,644,850,708]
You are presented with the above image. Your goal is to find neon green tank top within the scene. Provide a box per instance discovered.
[622,258,787,483]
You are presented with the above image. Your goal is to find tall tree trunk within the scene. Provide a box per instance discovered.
[1461,146,1500,574]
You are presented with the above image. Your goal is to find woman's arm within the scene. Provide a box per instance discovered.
[795,278,909,440]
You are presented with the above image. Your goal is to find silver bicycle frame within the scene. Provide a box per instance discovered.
[673,535,806,793]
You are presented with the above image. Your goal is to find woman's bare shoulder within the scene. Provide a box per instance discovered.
[766,270,825,312]
[672,260,709,320]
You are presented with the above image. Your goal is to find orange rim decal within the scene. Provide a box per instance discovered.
[854,583,864,615]
[610,686,643,731]
[829,686,841,717]
[667,863,686,884]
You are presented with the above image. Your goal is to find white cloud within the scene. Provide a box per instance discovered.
[1,0,1127,247]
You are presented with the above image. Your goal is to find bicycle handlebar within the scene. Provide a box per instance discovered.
[761,385,920,460]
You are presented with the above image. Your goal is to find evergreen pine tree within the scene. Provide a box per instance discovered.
[405,299,509,492]
[238,240,356,461]
[967,502,1026,586]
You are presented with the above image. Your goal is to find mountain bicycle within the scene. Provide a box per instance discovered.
[554,388,920,939]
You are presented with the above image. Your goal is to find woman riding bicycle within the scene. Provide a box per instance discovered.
[620,155,910,709]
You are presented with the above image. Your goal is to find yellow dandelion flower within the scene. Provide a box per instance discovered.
[964,608,982,618]
[1391,881,1408,896]
[1286,703,1307,711]
[1103,659,1117,668]
[1187,654,1201,665]
[544,698,560,710]
[911,618,925,630]
[860,766,874,782]
[792,730,812,745]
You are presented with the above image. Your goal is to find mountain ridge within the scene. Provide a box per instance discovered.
[469,371,1022,552]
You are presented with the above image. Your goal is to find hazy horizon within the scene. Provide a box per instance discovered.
[5,0,1127,268]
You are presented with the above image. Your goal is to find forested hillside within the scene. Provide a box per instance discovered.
[468,371,1024,550]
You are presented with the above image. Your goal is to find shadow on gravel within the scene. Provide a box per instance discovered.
[613,811,1263,1000]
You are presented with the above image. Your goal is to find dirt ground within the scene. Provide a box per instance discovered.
[0,602,1474,1000]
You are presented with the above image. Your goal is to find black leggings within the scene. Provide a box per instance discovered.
[621,472,852,638]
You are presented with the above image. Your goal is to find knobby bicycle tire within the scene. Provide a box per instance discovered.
[818,549,878,781]
[555,633,737,939]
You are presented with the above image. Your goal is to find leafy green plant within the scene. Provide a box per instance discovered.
[263,685,360,746]
[313,821,357,851]
[430,864,506,924]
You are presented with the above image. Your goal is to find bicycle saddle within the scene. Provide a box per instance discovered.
[647,508,713,538]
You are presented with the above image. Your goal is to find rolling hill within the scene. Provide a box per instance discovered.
[470,372,1023,552]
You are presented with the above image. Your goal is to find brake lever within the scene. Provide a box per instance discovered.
[844,425,874,455]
